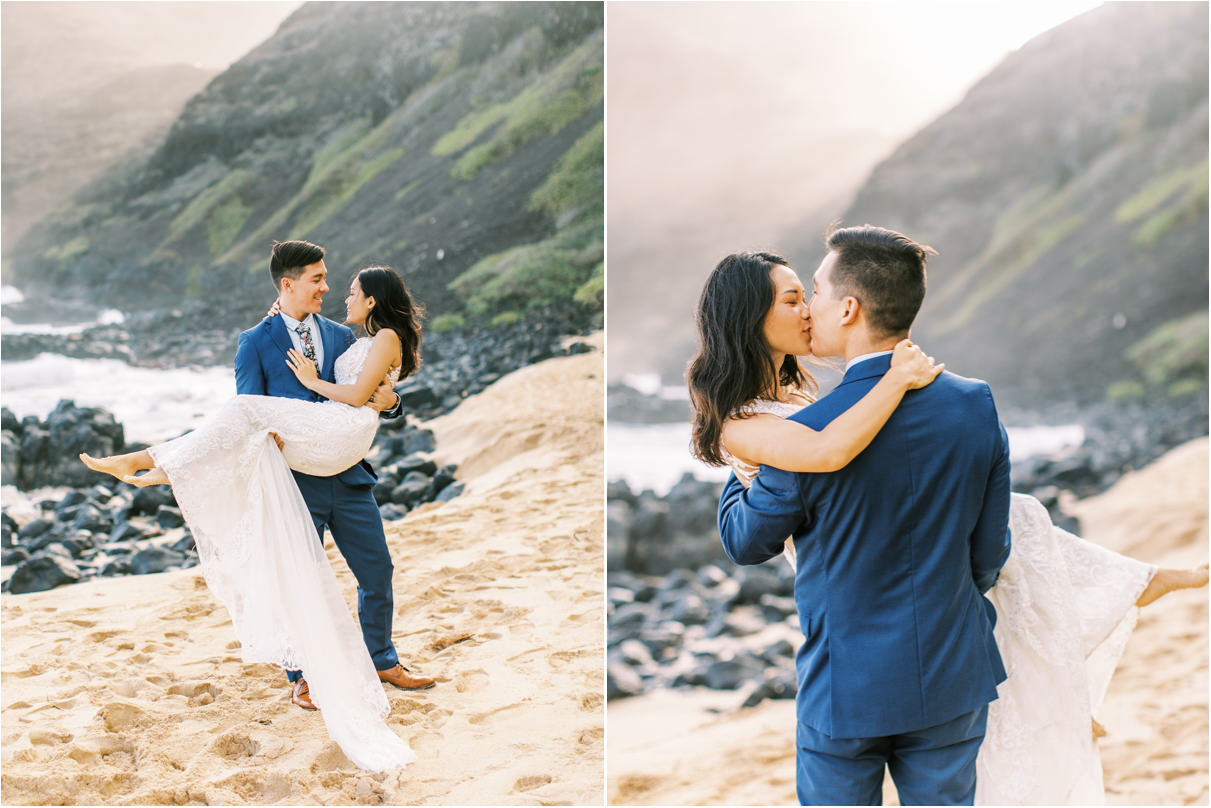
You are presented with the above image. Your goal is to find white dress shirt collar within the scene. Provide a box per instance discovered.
[845,349,894,373]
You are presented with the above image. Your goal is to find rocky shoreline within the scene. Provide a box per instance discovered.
[0,400,465,595]
[606,386,1209,706]
[2,303,597,421]
[0,305,598,595]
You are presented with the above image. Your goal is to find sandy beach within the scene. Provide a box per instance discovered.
[607,437,1209,806]
[1,334,604,805]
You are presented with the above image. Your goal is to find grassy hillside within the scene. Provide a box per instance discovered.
[9,2,603,333]
[800,3,1207,408]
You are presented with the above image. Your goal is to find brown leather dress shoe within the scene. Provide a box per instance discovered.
[292,678,318,710]
[377,663,435,690]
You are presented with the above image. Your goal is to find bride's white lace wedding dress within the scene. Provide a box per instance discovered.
[148,337,416,771]
[726,397,1155,805]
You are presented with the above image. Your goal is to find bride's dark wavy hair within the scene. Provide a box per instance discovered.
[356,266,424,379]
[687,251,818,467]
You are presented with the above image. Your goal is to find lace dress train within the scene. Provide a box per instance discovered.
[726,398,1155,804]
[148,338,415,771]
[977,494,1153,804]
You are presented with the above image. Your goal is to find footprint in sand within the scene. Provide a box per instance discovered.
[391,699,452,729]
[452,669,490,693]
[507,648,542,665]
[9,663,49,678]
[27,727,73,746]
[168,681,221,705]
[209,769,291,802]
[513,774,553,792]
[112,680,140,698]
[613,773,662,801]
[309,742,358,773]
[468,703,524,727]
[210,732,261,760]
[98,702,148,732]
[563,608,599,624]
[67,733,135,767]
[547,649,584,668]
[428,632,475,653]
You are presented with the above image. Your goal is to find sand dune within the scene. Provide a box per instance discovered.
[607,437,1209,806]
[1,335,604,805]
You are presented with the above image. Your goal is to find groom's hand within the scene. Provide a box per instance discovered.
[366,381,399,413]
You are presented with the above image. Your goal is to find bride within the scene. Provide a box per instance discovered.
[80,265,423,771]
[687,247,1207,804]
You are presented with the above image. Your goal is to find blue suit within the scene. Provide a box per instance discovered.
[718,354,1011,805]
[234,313,402,678]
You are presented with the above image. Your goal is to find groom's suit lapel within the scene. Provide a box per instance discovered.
[316,316,339,382]
[268,314,295,360]
[268,313,338,383]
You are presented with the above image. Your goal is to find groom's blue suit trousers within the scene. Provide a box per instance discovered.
[796,704,988,806]
[284,471,401,681]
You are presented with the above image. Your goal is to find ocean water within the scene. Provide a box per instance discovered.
[1,286,125,334]
[2,353,236,444]
[607,419,1084,495]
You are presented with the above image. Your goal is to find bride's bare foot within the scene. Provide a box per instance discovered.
[122,467,170,488]
[1092,717,1107,740]
[79,450,153,482]
[1135,564,1209,608]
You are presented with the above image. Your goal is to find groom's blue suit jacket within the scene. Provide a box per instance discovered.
[719,354,1011,740]
[233,313,396,487]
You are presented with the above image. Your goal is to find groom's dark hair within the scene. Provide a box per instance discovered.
[270,240,326,289]
[825,224,935,338]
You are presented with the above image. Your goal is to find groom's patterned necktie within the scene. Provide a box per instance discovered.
[294,323,317,364]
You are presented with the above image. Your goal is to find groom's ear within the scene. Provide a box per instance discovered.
[839,295,861,326]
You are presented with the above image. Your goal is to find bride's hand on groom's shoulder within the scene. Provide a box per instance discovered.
[262,299,281,321]
[890,339,944,390]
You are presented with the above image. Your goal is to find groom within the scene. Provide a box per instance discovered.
[718,225,1011,805]
[234,239,435,710]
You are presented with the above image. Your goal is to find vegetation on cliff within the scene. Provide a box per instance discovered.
[9,2,604,335]
[805,2,1207,407]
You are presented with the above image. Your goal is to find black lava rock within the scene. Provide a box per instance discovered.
[155,505,185,529]
[2,547,31,566]
[128,486,176,517]
[16,518,55,544]
[435,481,465,502]
[9,554,83,593]
[129,545,185,575]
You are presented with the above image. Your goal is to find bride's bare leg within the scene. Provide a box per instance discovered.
[79,449,154,481]
[1135,564,1209,608]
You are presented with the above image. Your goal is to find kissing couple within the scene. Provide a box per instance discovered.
[688,225,1207,805]
[82,239,438,771]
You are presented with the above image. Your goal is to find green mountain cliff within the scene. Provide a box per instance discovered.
[8,1,603,332]
[807,2,1207,408]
